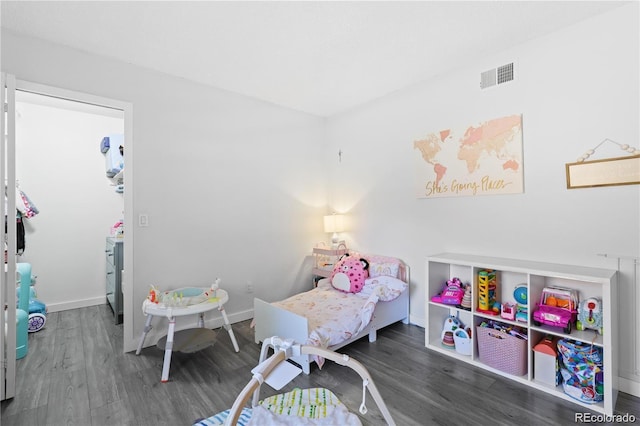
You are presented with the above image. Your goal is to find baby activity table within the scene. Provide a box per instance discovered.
[136,283,239,382]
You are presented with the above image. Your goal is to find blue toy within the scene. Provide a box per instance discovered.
[576,297,603,335]
[513,285,528,323]
[16,265,47,333]
[16,263,31,358]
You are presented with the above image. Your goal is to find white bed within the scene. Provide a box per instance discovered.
[254,254,409,374]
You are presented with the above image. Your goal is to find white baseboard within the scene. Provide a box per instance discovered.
[46,296,107,313]
[619,377,640,398]
[410,314,425,328]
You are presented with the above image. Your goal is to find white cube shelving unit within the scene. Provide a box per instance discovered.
[425,252,618,415]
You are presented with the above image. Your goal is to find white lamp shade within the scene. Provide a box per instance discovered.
[323,214,345,233]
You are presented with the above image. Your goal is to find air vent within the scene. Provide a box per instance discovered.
[480,62,514,89]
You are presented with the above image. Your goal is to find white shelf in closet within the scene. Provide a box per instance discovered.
[425,252,618,416]
[111,169,124,185]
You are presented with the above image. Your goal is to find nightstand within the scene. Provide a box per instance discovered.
[312,244,347,285]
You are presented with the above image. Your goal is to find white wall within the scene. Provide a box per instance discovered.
[15,96,124,311]
[325,4,639,392]
[1,30,327,351]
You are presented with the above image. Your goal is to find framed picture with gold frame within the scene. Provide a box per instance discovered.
[566,155,640,189]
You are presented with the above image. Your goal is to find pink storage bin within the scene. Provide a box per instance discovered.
[476,326,527,376]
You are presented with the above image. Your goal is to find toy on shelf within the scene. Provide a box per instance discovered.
[532,286,579,334]
[453,327,472,355]
[440,315,472,355]
[576,297,603,335]
[459,284,472,311]
[513,285,528,323]
[440,315,461,348]
[478,319,528,340]
[431,277,465,306]
[477,269,498,315]
[501,302,516,320]
[533,335,561,387]
[500,285,528,322]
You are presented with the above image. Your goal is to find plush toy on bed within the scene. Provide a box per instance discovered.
[330,253,370,293]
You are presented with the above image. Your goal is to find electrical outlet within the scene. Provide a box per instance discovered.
[246,282,254,293]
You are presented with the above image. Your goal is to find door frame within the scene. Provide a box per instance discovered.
[2,72,18,400]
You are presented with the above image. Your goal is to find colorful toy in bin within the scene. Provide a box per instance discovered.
[557,339,603,403]
[431,277,465,305]
[533,286,579,334]
[477,269,498,315]
[576,297,603,334]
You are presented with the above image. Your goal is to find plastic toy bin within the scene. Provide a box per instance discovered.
[476,326,527,376]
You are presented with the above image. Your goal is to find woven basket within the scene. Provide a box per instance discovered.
[476,326,527,376]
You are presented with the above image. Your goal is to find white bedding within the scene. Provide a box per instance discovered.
[273,281,376,349]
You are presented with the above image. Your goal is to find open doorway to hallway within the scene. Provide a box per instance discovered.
[15,91,124,319]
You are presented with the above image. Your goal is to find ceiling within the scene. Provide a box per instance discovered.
[0,1,628,117]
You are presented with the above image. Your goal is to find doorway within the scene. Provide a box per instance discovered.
[15,91,124,315]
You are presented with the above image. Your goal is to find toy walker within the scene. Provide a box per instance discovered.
[17,263,47,334]
[136,278,240,382]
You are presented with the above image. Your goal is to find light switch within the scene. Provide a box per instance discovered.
[138,214,149,227]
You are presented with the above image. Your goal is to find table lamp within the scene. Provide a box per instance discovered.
[323,214,346,248]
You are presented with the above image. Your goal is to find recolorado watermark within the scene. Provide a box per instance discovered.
[575,412,636,423]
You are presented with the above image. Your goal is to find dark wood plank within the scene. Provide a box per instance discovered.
[45,368,91,425]
[80,305,125,410]
[1,312,58,417]
[51,308,86,373]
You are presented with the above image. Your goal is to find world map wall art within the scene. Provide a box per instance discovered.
[413,114,524,198]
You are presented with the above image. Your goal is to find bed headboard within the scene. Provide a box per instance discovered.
[349,252,410,284]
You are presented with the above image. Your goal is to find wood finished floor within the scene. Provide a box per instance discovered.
[1,304,639,425]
